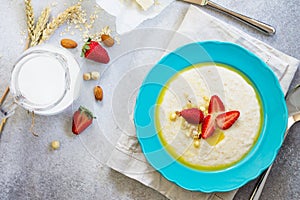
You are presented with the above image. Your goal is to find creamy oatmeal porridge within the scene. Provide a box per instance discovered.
[155,63,263,170]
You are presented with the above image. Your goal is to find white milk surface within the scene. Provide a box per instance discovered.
[17,55,66,106]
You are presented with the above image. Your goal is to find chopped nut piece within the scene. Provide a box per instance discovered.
[194,140,200,148]
[181,121,191,130]
[51,140,60,150]
[193,134,200,139]
[185,131,192,138]
[205,102,209,108]
[190,128,198,136]
[169,112,177,121]
[203,96,209,101]
[199,106,205,112]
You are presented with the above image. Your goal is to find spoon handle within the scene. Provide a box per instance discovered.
[249,115,299,199]
[207,1,276,35]
[249,166,272,200]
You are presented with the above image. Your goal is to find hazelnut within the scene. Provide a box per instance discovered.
[101,34,114,47]
[91,71,100,80]
[83,73,91,81]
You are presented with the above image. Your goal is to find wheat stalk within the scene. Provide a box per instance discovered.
[30,7,51,47]
[39,4,83,44]
[24,0,35,41]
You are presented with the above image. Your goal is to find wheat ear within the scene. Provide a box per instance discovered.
[30,7,51,47]
[39,4,82,44]
[24,0,35,42]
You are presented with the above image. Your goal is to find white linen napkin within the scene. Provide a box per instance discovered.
[96,0,175,34]
[105,5,299,200]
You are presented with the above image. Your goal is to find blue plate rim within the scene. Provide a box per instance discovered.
[134,41,288,192]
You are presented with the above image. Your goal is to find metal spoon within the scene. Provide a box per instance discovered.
[180,0,276,35]
[250,85,300,200]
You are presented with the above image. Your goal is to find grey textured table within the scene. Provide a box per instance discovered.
[0,0,299,200]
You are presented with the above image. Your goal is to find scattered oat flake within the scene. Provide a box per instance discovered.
[114,36,121,44]
[100,26,112,36]
[136,0,154,11]
[20,30,26,36]
[53,5,115,44]
[51,2,58,7]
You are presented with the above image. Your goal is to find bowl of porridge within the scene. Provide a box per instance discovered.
[134,41,287,192]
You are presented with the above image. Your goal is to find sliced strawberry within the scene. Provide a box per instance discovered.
[176,108,204,124]
[72,106,95,135]
[215,111,240,130]
[201,115,216,139]
[81,38,110,64]
[208,95,225,114]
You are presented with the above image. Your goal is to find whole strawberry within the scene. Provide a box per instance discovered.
[81,38,110,64]
[176,108,204,124]
[72,106,95,135]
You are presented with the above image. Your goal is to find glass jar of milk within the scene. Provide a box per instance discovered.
[0,45,81,119]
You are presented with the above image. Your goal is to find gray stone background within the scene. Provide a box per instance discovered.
[0,0,299,199]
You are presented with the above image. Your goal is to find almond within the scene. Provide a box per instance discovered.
[60,39,78,49]
[101,34,114,47]
[94,86,103,101]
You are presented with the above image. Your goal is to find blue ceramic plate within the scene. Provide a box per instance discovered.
[134,41,287,192]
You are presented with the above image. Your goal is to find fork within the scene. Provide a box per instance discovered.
[180,0,276,35]
[250,85,300,199]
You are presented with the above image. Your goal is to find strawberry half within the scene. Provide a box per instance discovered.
[72,106,95,135]
[208,95,225,114]
[215,111,240,130]
[201,115,216,139]
[176,108,204,124]
[81,38,110,64]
